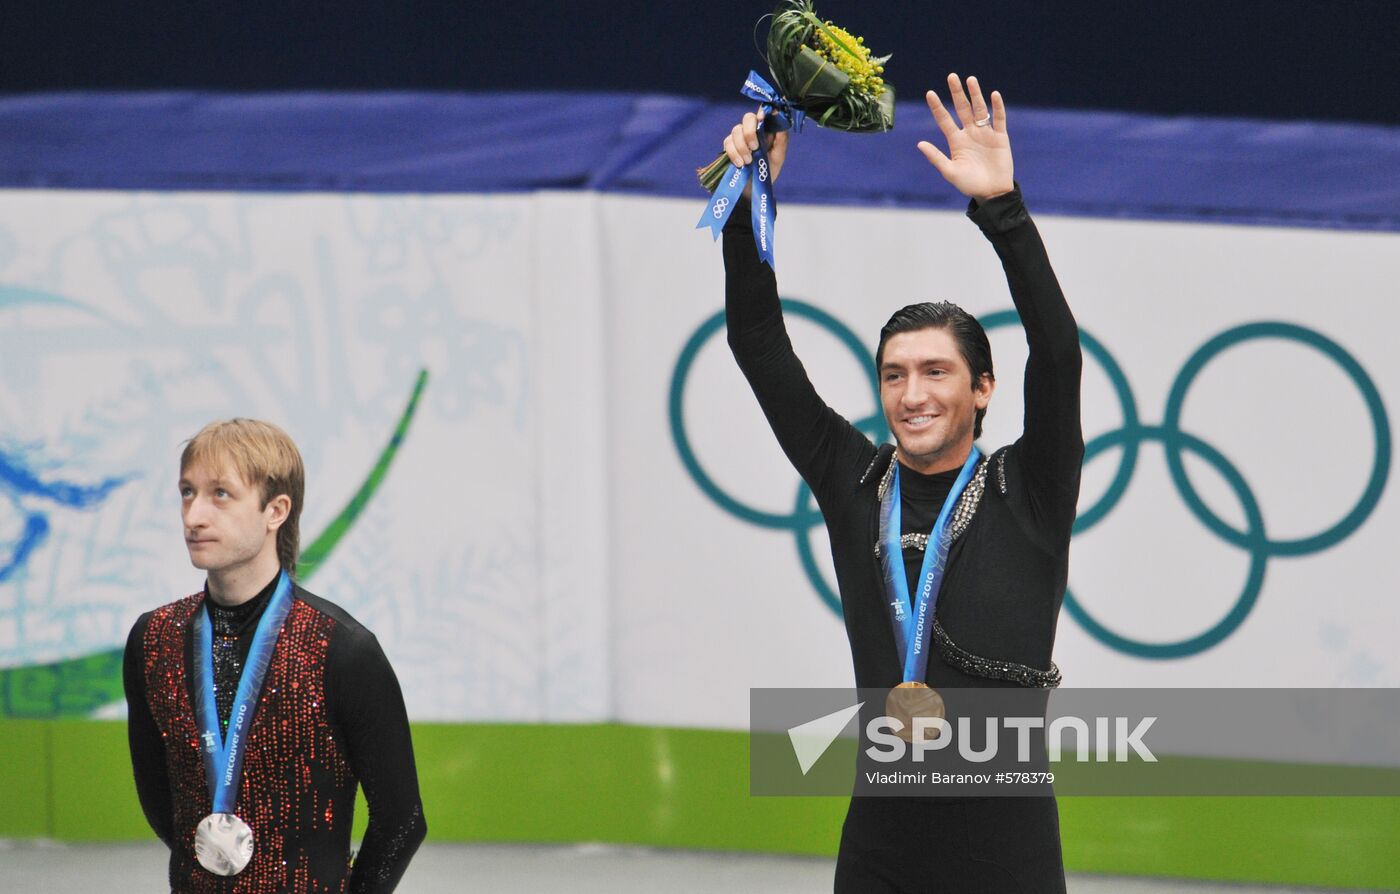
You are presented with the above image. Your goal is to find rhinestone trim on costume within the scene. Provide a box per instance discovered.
[876,452,897,502]
[143,595,354,892]
[947,458,987,541]
[933,619,1062,688]
[875,455,988,557]
[859,449,885,488]
[869,449,1058,688]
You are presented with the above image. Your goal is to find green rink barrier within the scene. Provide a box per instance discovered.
[0,719,50,837]
[2,719,1396,888]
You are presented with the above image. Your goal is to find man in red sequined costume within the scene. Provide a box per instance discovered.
[124,419,427,893]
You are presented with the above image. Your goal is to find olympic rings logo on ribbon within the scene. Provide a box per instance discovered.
[669,300,1391,659]
[712,196,730,219]
[757,158,769,182]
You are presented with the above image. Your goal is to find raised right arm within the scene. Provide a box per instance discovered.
[723,194,874,505]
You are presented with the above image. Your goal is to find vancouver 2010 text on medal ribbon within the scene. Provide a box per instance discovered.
[190,571,295,876]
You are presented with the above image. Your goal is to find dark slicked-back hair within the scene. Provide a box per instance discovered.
[876,301,995,438]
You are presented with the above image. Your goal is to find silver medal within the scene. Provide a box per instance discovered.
[194,812,254,876]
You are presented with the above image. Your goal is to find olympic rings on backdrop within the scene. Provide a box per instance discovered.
[669,300,887,614]
[672,304,1391,658]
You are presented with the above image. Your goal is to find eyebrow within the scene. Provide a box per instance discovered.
[880,357,957,371]
[177,477,234,488]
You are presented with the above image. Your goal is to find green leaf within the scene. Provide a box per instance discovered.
[791,45,850,101]
[876,87,897,130]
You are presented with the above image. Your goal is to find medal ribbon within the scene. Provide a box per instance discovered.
[695,70,804,268]
[878,448,981,683]
[192,570,293,814]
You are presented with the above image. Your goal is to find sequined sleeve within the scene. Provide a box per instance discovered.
[327,624,427,893]
[123,612,175,849]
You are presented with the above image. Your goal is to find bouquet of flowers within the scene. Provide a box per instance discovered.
[697,0,894,191]
[696,0,894,264]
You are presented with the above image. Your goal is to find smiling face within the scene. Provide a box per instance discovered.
[179,461,287,580]
[879,326,994,474]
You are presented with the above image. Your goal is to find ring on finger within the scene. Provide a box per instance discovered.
[974,115,992,127]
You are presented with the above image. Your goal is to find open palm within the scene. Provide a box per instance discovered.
[917,73,1014,202]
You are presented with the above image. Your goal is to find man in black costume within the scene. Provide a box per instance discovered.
[721,74,1083,891]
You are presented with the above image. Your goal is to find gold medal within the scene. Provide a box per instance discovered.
[884,681,945,744]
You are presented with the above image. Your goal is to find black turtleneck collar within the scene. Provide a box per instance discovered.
[896,460,962,497]
[205,571,282,620]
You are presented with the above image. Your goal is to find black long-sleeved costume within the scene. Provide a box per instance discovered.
[124,576,427,893]
[725,188,1082,893]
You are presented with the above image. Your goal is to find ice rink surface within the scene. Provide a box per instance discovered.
[0,840,1381,893]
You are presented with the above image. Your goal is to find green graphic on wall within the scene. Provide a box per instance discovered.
[0,369,429,719]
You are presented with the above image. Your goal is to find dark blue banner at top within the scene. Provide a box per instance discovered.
[2,91,1399,232]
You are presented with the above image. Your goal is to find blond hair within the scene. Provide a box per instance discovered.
[180,418,305,576]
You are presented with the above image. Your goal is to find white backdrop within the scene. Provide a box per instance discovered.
[604,195,1399,726]
[0,188,1394,728]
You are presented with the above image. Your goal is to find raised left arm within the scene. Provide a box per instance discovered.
[922,74,1084,542]
[970,189,1084,544]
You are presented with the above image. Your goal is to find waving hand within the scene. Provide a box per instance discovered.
[917,73,1014,203]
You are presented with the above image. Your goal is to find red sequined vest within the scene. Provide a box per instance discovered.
[142,593,356,893]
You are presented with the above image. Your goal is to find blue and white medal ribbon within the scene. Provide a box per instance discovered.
[191,570,294,876]
[696,70,804,268]
[878,448,981,683]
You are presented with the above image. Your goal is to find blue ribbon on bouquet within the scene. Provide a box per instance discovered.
[696,71,805,267]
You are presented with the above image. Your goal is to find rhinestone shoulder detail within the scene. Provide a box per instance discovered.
[933,619,1062,688]
[875,456,988,557]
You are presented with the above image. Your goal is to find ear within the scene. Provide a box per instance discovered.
[974,373,996,409]
[264,494,292,532]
